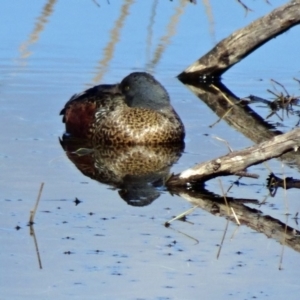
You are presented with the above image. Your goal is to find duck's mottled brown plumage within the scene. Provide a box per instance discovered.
[60,72,185,145]
[60,84,118,139]
[91,94,184,145]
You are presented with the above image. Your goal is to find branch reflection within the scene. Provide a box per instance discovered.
[168,185,300,254]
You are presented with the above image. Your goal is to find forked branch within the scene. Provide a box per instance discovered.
[178,0,300,79]
[167,128,300,187]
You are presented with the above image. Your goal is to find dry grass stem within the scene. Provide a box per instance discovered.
[209,106,234,128]
[279,163,288,270]
[231,207,240,225]
[234,171,259,179]
[218,179,230,215]
[279,215,288,270]
[213,136,233,153]
[167,226,199,245]
[30,226,43,269]
[226,176,242,194]
[230,225,240,240]
[210,84,234,106]
[281,163,289,214]
[236,0,253,14]
[92,0,100,7]
[29,182,44,225]
[165,205,199,227]
[263,161,273,174]
[259,193,270,206]
[216,219,229,259]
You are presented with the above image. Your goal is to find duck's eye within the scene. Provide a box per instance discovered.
[123,85,130,91]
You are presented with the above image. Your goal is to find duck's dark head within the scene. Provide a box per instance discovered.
[119,72,171,111]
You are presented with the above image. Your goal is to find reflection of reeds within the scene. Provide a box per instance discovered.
[146,0,158,71]
[92,0,135,84]
[148,0,188,71]
[19,0,57,61]
[202,0,216,44]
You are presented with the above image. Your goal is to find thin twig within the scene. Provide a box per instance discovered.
[271,79,290,96]
[92,0,100,7]
[165,205,199,227]
[259,192,271,206]
[226,176,242,194]
[230,225,240,240]
[30,225,43,269]
[236,0,253,14]
[210,84,235,106]
[234,171,259,179]
[167,226,199,245]
[213,136,234,153]
[279,163,288,270]
[279,215,288,270]
[216,219,229,259]
[231,207,240,225]
[218,178,230,215]
[263,161,273,174]
[209,106,234,128]
[29,182,44,225]
[282,163,289,214]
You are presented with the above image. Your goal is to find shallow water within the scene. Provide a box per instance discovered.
[1,1,300,299]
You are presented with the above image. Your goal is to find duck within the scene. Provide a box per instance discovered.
[60,72,185,145]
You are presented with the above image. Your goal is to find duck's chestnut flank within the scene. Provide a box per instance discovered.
[60,72,185,145]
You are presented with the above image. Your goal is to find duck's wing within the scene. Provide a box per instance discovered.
[60,84,120,139]
[60,84,119,121]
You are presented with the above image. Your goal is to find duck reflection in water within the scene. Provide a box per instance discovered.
[60,138,184,206]
[60,72,185,205]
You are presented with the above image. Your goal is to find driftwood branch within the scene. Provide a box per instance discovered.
[167,128,300,187]
[178,0,300,79]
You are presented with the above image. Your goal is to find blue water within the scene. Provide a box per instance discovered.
[1,1,300,299]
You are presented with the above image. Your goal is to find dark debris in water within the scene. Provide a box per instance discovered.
[94,250,104,254]
[267,172,300,197]
[62,236,75,240]
[74,198,82,206]
[242,78,300,126]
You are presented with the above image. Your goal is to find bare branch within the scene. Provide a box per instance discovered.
[167,128,300,187]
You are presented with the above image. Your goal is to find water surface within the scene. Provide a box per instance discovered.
[1,1,300,299]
